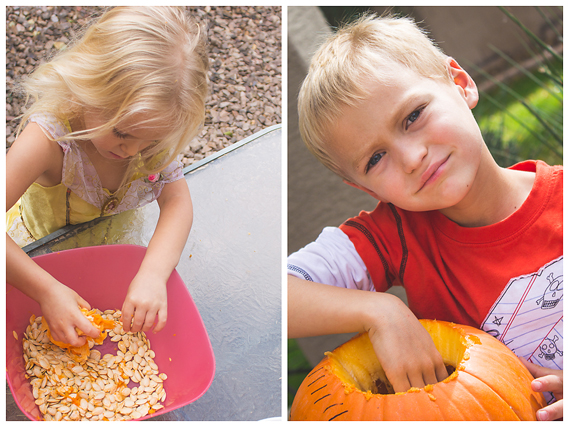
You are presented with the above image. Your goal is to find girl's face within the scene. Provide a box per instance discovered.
[82,109,172,161]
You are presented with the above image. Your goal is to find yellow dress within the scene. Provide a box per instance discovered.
[7,113,184,247]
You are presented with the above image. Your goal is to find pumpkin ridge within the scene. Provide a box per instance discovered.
[423,387,460,419]
[461,348,544,419]
[451,371,521,420]
[425,374,477,420]
[457,324,546,419]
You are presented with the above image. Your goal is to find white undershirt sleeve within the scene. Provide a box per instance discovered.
[287,227,374,291]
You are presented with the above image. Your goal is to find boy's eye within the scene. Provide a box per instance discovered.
[405,107,424,129]
[366,152,385,172]
[113,128,129,139]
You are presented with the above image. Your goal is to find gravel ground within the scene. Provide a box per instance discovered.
[6,6,282,166]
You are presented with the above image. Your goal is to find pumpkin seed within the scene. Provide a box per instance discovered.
[20,308,167,421]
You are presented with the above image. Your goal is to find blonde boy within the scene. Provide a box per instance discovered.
[288,14,562,420]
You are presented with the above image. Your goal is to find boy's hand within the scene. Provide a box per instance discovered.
[365,298,449,393]
[38,282,100,347]
[520,358,563,421]
[121,272,168,333]
[288,277,448,394]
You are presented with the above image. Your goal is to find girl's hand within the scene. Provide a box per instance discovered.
[520,358,563,421]
[119,178,192,334]
[364,297,449,393]
[38,282,101,347]
[121,272,168,333]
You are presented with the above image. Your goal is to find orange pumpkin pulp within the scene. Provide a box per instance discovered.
[41,307,117,362]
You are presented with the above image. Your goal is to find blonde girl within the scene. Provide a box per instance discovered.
[6,7,209,347]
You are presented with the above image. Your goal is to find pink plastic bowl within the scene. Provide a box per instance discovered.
[6,244,215,421]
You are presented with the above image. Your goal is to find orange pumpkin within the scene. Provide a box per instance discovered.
[290,320,546,421]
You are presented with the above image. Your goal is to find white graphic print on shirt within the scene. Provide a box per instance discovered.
[480,256,563,404]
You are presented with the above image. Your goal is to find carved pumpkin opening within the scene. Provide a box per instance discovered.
[327,321,465,395]
[371,365,456,394]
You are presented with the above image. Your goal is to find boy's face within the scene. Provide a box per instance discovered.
[326,58,485,213]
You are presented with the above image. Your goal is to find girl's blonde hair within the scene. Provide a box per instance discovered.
[298,13,452,179]
[20,6,209,180]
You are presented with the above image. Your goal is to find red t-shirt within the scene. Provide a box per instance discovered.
[339,160,563,329]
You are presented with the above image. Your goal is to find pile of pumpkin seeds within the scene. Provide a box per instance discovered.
[22,309,167,421]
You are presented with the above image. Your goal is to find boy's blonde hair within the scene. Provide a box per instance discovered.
[298,13,452,178]
[20,6,209,179]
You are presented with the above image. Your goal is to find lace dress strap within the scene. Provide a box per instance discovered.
[28,113,72,150]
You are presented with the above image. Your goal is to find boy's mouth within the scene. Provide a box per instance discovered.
[418,155,450,192]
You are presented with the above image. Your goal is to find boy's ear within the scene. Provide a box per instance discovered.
[446,57,479,109]
[343,179,383,201]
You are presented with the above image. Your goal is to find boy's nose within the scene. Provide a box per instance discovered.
[400,143,427,174]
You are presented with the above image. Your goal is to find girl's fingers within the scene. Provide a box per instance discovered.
[73,297,99,337]
[56,325,85,347]
[76,295,91,311]
[141,310,155,332]
[130,310,146,332]
[154,307,167,332]
[121,303,134,332]
[49,328,66,344]
[66,333,87,348]
[121,298,166,333]
[46,316,81,347]
[75,312,101,338]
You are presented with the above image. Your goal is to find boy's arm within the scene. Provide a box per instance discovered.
[289,275,449,393]
[121,178,193,332]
